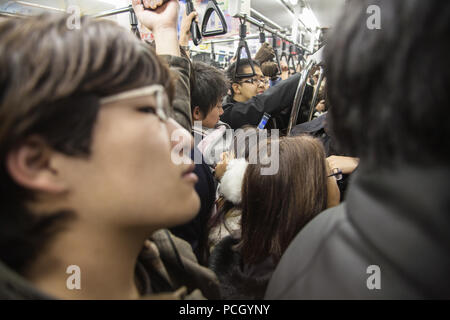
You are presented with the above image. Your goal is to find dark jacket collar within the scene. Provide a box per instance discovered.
[0,260,52,299]
[222,95,236,108]
[209,236,275,300]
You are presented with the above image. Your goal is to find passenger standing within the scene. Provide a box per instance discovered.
[170,61,230,265]
[0,0,220,299]
[209,136,340,299]
[221,59,312,130]
[265,0,450,299]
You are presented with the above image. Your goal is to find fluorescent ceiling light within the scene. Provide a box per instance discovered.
[298,7,319,29]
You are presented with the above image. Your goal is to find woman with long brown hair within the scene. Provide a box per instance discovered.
[209,135,340,299]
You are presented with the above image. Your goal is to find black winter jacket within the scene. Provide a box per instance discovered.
[209,236,276,300]
[170,147,216,266]
[0,230,220,300]
[221,74,310,129]
[265,165,450,299]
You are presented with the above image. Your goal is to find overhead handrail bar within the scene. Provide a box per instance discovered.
[234,13,310,54]
[0,11,25,18]
[202,33,261,45]
[250,8,283,30]
[14,1,66,13]
[92,6,131,18]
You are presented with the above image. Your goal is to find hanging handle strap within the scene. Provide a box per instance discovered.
[259,25,266,44]
[272,35,282,76]
[288,44,297,71]
[186,0,202,46]
[234,18,256,78]
[202,0,228,37]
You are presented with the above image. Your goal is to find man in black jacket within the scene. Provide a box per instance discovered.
[221,59,311,130]
[265,0,450,299]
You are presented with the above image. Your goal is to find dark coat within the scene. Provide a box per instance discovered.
[221,74,313,129]
[265,166,450,299]
[0,230,220,300]
[170,147,216,265]
[161,55,192,132]
[291,113,332,153]
[209,236,275,300]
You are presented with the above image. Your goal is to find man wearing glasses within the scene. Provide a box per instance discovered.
[221,58,305,130]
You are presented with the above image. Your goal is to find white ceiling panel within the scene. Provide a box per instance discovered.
[305,0,345,28]
[0,0,117,15]
[251,0,345,29]
[251,0,294,30]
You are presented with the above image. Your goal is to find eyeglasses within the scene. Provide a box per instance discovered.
[100,84,170,122]
[328,168,343,181]
[239,77,269,86]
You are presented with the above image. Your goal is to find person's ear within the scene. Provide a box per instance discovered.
[231,83,241,95]
[6,136,68,194]
[192,106,204,121]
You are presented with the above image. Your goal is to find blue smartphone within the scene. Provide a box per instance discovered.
[258,113,271,129]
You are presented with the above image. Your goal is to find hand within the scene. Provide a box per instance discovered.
[327,156,360,175]
[326,161,341,208]
[315,100,326,112]
[214,152,234,181]
[280,60,289,72]
[179,9,199,46]
[132,0,179,33]
[280,60,289,80]
[144,0,170,10]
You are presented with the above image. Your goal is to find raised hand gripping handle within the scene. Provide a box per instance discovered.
[186,0,202,45]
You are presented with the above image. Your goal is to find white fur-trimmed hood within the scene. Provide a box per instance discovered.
[219,158,248,205]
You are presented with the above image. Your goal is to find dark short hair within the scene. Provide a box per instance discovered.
[191,61,228,117]
[261,61,279,78]
[325,0,450,168]
[226,58,261,84]
[0,14,173,274]
[226,59,261,97]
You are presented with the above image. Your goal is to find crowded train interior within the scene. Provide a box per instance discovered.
[0,0,449,303]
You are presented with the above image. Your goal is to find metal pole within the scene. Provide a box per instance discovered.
[308,66,325,121]
[0,11,25,18]
[203,33,261,45]
[250,8,283,30]
[0,4,132,19]
[287,59,315,136]
[15,1,66,13]
[92,6,131,18]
